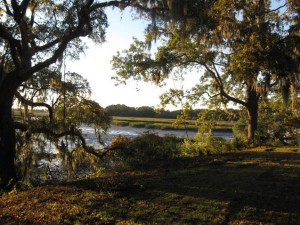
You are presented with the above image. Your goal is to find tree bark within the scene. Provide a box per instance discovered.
[246,87,260,142]
[247,103,258,142]
[0,77,19,188]
[0,109,17,188]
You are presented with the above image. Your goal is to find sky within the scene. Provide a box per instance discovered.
[66,8,200,110]
[65,1,286,111]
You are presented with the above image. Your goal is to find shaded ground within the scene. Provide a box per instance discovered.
[1,147,300,225]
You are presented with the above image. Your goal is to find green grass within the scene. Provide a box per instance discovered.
[112,116,235,131]
[1,147,300,224]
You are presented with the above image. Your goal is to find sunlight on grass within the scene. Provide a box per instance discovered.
[1,149,300,224]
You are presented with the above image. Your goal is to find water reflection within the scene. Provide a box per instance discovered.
[81,125,233,146]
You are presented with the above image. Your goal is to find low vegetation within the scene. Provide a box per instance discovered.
[111,116,234,131]
[111,133,238,169]
[1,147,299,225]
[111,134,182,168]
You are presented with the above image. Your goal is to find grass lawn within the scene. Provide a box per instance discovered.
[1,147,300,224]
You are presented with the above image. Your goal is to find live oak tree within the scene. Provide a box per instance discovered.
[0,0,170,188]
[112,0,299,142]
[15,67,111,182]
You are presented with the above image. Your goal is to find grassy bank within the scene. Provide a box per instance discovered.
[112,116,234,132]
[1,147,299,224]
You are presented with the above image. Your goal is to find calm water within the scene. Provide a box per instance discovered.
[81,125,233,147]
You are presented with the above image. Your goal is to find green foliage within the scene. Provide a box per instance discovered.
[111,129,234,167]
[231,136,249,150]
[255,100,300,146]
[232,112,249,147]
[180,135,233,157]
[112,133,182,168]
[107,104,240,120]
[14,70,111,184]
[172,102,192,129]
[111,38,173,85]
[1,0,179,187]
[111,0,299,143]
[233,97,300,147]
[105,104,137,117]
[177,109,235,156]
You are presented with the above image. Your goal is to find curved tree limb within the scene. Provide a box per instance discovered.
[15,91,54,123]
[176,55,248,107]
[34,127,110,160]
[14,122,111,160]
[203,62,248,107]
[14,121,28,131]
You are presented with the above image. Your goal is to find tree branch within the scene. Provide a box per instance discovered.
[26,0,165,79]
[91,1,130,11]
[14,122,111,160]
[0,23,23,69]
[91,0,165,14]
[267,3,287,13]
[20,0,30,18]
[3,0,13,16]
[27,1,98,77]
[203,62,247,107]
[14,121,28,131]
[34,39,60,53]
[33,127,110,160]
[11,0,22,22]
[15,91,54,123]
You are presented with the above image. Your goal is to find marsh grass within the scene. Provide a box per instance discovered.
[112,116,234,131]
[1,147,300,224]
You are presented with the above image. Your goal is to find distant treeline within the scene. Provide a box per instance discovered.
[105,104,240,121]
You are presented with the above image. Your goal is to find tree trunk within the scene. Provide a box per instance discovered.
[246,87,260,142]
[290,82,299,115]
[0,108,17,188]
[247,103,258,142]
[0,77,19,189]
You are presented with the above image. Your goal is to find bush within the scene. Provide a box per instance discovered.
[179,134,234,157]
[111,132,235,169]
[231,136,248,150]
[111,133,182,168]
[180,139,207,157]
[110,135,132,150]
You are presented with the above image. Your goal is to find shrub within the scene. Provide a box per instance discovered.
[110,135,132,150]
[179,134,233,157]
[231,136,248,150]
[111,133,182,168]
[180,139,207,157]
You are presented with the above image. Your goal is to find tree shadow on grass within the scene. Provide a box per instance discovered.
[141,152,300,224]
[60,151,300,224]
